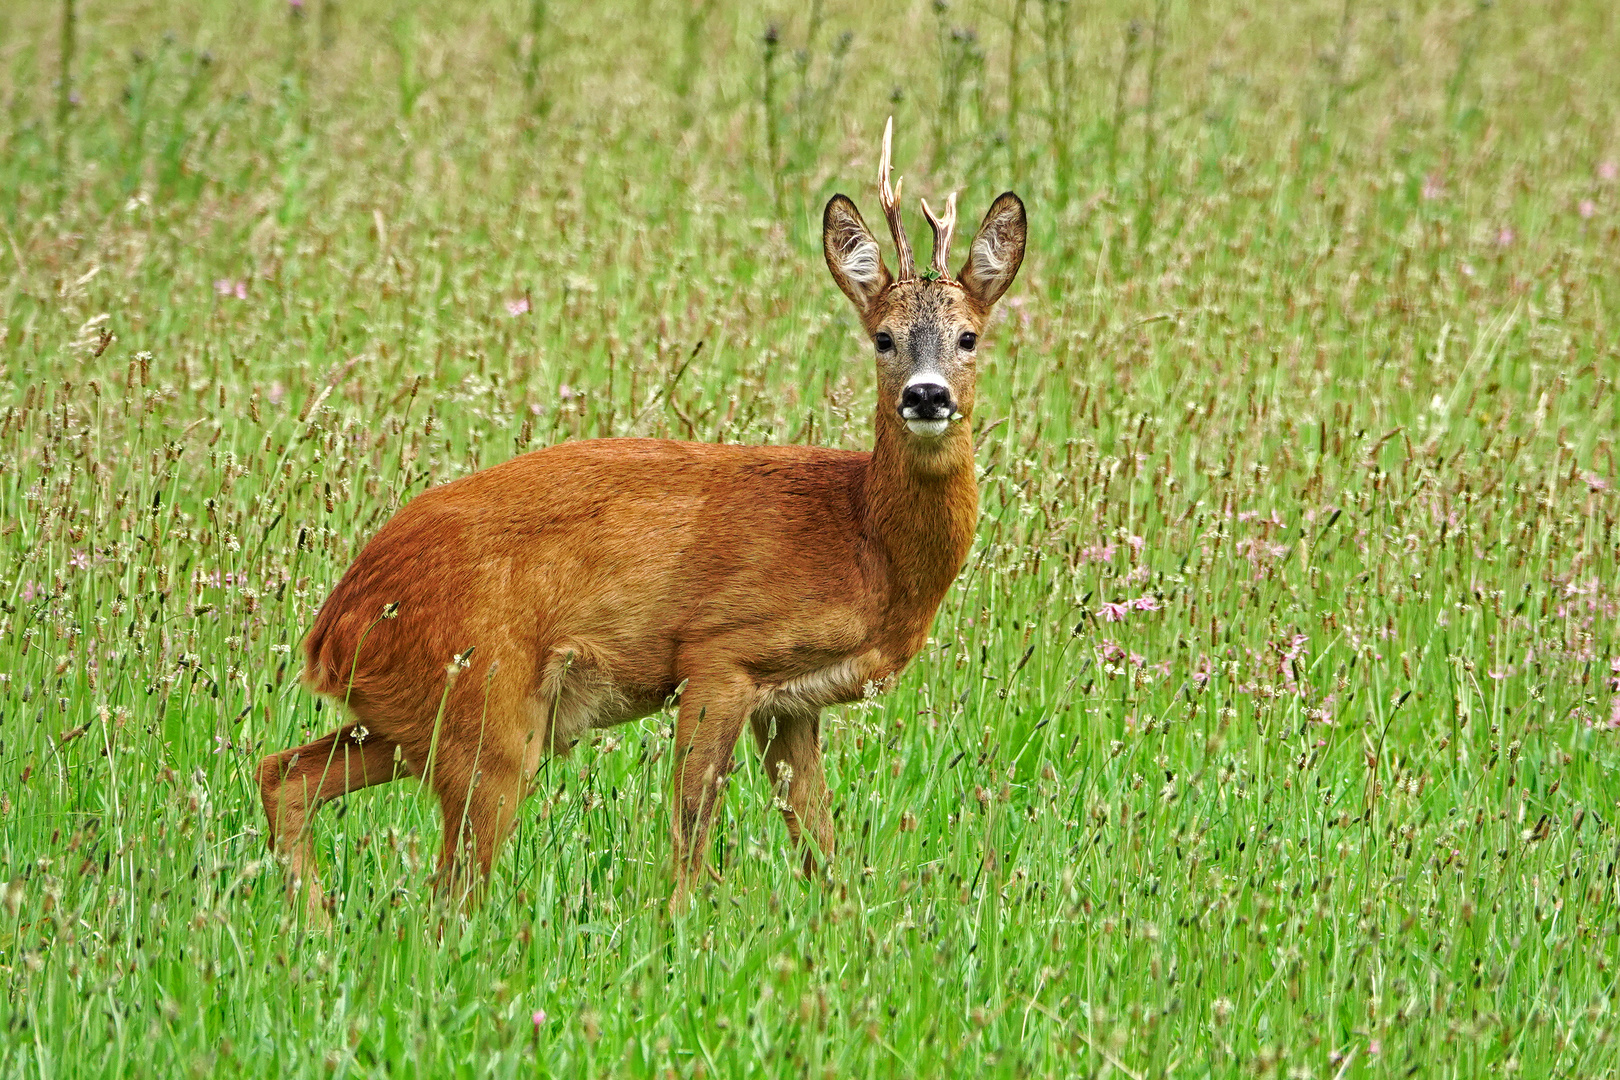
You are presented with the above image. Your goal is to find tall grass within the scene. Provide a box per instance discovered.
[2,0,1619,1077]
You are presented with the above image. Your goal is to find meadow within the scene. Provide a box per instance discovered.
[2,0,1619,1075]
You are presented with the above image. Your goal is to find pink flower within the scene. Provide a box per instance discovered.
[1421,175,1444,201]
[1579,199,1597,219]
[268,381,286,406]
[214,278,248,299]
[1099,640,1126,663]
[1126,535,1145,555]
[21,582,36,602]
[1129,596,1161,612]
[1099,602,1130,623]
[1079,542,1117,563]
[532,1009,548,1029]
[1007,295,1032,327]
[68,549,90,570]
[1496,227,1515,247]
[558,384,576,401]
[505,296,531,317]
[1600,161,1618,182]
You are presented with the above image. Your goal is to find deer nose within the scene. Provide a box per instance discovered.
[898,382,955,421]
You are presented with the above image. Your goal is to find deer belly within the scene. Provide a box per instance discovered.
[764,650,887,713]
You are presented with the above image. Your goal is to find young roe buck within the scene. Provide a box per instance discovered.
[257,119,1026,916]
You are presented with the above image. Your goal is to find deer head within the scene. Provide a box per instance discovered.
[823,118,1027,454]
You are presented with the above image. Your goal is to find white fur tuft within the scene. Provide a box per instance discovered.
[970,232,1007,276]
[839,236,883,286]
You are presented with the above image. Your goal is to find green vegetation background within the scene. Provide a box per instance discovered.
[2,0,1618,1076]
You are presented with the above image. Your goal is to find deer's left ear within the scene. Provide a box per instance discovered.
[958,192,1026,308]
[824,195,892,317]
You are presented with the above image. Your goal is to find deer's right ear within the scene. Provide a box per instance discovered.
[823,195,892,317]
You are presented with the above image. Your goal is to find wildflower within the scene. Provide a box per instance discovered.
[268,381,286,406]
[1420,174,1444,201]
[213,278,248,299]
[1496,227,1515,247]
[505,296,531,317]
[68,550,90,571]
[1600,161,1618,182]
[1126,535,1145,555]
[1583,472,1610,491]
[532,1009,547,1030]
[1579,199,1596,219]
[558,384,577,401]
[1079,542,1117,563]
[1099,601,1130,623]
[1130,595,1161,612]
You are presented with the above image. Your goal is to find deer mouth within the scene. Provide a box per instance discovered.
[904,418,951,438]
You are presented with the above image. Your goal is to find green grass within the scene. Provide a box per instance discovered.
[3,0,1619,1076]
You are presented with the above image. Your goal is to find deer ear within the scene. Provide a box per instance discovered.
[823,195,892,317]
[958,192,1026,308]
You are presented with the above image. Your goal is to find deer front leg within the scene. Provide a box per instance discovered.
[750,706,834,879]
[669,666,758,912]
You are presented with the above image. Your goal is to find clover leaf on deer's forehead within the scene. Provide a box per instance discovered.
[919,268,943,282]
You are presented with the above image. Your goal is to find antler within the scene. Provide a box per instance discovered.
[878,117,916,281]
[919,192,957,278]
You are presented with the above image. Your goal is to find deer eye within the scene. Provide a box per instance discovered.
[958,332,978,351]
[873,332,894,352]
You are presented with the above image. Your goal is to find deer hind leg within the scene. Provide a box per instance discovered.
[750,706,834,879]
[258,722,410,921]
[428,744,526,909]
[669,665,760,911]
[421,668,536,910]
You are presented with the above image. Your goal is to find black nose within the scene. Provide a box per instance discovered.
[899,382,956,420]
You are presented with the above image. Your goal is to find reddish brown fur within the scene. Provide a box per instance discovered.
[257,141,1026,918]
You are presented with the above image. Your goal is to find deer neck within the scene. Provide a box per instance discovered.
[862,408,980,629]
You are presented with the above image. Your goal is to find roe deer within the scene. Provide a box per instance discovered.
[257,119,1026,916]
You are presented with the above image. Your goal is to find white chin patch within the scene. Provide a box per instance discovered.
[905,418,950,438]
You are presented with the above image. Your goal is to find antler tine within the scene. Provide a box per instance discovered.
[919,192,957,278]
[877,117,915,281]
